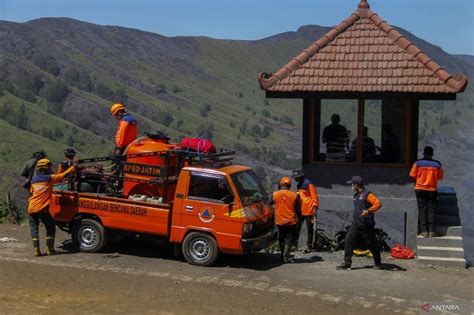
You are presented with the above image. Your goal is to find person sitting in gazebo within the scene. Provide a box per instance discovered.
[322,114,349,161]
[350,126,376,162]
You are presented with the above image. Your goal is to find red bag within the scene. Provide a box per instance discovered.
[390,244,415,259]
[180,137,216,154]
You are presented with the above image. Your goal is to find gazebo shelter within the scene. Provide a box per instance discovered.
[258,0,468,249]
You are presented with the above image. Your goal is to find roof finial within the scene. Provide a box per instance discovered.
[358,0,370,9]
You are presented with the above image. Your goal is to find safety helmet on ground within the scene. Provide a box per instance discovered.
[110,103,125,116]
[36,158,52,169]
[279,177,292,188]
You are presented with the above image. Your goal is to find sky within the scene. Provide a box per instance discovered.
[0,0,473,55]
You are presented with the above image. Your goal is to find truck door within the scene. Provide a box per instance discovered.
[180,171,242,251]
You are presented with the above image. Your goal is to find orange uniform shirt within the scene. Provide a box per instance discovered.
[115,114,138,149]
[366,193,382,213]
[28,167,75,213]
[297,179,319,216]
[271,189,299,226]
[409,159,444,191]
[56,160,74,174]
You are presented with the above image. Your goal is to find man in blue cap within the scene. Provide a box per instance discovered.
[337,175,383,270]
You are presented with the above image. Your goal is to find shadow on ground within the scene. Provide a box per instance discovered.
[57,237,327,271]
[349,263,407,271]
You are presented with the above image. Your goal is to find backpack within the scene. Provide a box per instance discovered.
[390,244,415,259]
[180,137,216,154]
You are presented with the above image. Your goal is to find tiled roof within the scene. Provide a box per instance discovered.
[258,0,468,94]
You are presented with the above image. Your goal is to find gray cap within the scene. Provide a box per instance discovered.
[347,175,363,185]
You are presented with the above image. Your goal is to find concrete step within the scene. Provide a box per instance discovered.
[433,225,462,237]
[438,186,456,196]
[418,256,466,268]
[436,205,459,216]
[417,235,463,247]
[434,214,461,226]
[438,196,457,206]
[417,246,465,258]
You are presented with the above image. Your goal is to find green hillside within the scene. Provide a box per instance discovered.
[0,18,473,211]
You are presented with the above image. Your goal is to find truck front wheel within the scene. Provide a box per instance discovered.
[182,232,219,266]
[72,219,107,253]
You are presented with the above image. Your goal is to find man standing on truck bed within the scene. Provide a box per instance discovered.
[293,171,319,253]
[110,103,138,156]
[410,146,444,238]
[28,159,75,256]
[270,177,300,263]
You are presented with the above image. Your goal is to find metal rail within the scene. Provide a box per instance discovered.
[77,149,236,165]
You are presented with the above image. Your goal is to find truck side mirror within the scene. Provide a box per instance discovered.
[223,195,234,204]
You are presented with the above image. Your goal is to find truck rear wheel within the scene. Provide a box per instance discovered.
[72,219,107,253]
[182,232,219,266]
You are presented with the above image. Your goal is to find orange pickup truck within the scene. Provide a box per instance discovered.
[49,134,276,266]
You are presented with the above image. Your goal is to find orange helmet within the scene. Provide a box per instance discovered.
[279,177,292,188]
[110,103,125,116]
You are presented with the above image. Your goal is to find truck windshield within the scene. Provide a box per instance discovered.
[231,170,268,206]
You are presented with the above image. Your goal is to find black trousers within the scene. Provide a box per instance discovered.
[277,224,297,258]
[415,190,438,233]
[28,207,56,243]
[296,216,314,248]
[343,222,381,266]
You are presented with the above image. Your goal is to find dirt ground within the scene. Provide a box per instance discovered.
[0,223,473,315]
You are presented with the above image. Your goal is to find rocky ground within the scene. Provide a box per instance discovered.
[0,223,473,315]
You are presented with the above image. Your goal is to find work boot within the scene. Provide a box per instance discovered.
[34,247,42,257]
[303,246,312,254]
[421,232,429,238]
[282,244,293,263]
[46,247,56,256]
[336,263,351,270]
[428,231,437,238]
[46,237,56,256]
[32,238,41,257]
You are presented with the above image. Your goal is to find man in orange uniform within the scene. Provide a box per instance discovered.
[28,159,75,256]
[269,177,300,263]
[293,171,319,253]
[337,175,382,270]
[410,146,444,238]
[110,103,138,156]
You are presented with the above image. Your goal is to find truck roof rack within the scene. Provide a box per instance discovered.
[71,148,236,201]
[171,148,235,167]
[77,148,235,165]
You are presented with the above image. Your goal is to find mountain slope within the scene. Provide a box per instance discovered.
[0,18,473,208]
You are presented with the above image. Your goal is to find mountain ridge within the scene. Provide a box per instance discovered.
[0,17,473,217]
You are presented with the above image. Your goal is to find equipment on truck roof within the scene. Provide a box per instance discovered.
[70,133,235,203]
